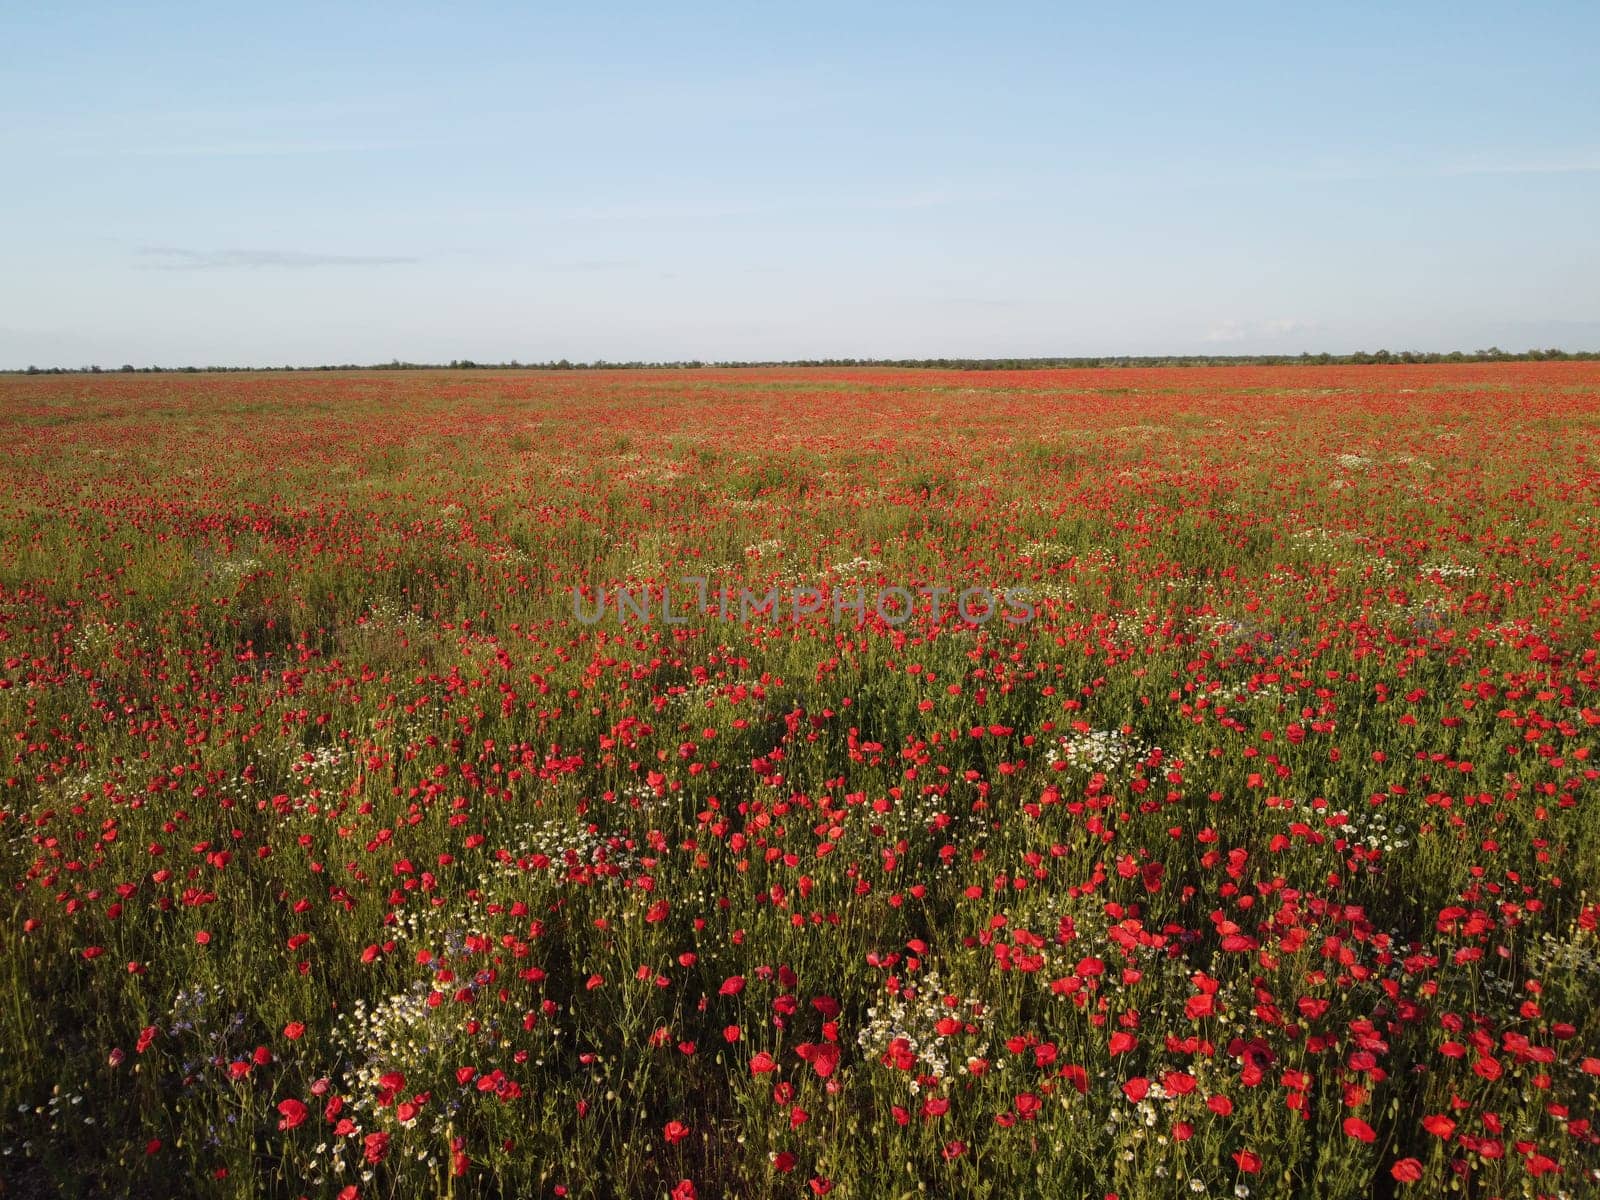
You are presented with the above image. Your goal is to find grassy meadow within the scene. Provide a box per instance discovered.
[2,364,1598,1199]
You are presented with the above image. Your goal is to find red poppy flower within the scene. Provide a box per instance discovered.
[1422,1113,1456,1138]
[1343,1117,1377,1143]
[796,1042,840,1078]
[1389,1158,1422,1182]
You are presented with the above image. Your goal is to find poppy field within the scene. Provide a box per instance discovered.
[2,363,1599,1199]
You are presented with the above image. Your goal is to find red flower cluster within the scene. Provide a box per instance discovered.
[3,363,1598,1197]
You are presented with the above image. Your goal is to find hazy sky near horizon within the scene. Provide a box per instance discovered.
[4,1,1598,366]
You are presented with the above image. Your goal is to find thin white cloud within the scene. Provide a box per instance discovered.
[111,139,440,158]
[1286,152,1600,184]
[4,98,446,160]
[1436,154,1600,177]
[539,258,639,272]
[136,247,417,270]
[557,189,953,225]
[1205,318,1319,344]
[1262,317,1317,336]
[1202,320,1248,344]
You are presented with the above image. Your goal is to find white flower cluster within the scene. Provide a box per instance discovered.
[1191,615,1266,644]
[364,598,425,629]
[1211,679,1281,707]
[1046,728,1153,777]
[212,556,263,582]
[338,980,459,1120]
[1290,527,1345,551]
[614,779,674,813]
[1290,800,1411,858]
[1029,580,1077,605]
[1390,453,1434,471]
[1016,541,1074,563]
[1526,926,1600,985]
[827,555,883,576]
[5,1082,96,1160]
[669,675,767,714]
[856,970,989,1092]
[500,816,640,879]
[57,769,110,800]
[1482,619,1549,644]
[69,621,117,656]
[285,742,348,780]
[1417,562,1478,580]
[625,558,666,580]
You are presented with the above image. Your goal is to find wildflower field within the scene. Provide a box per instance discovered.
[3,363,1599,1200]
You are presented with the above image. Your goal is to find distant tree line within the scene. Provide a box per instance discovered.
[9,348,1598,375]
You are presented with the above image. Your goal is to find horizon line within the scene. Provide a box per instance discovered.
[6,347,1600,374]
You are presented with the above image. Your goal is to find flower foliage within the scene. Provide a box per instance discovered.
[2,363,1599,1198]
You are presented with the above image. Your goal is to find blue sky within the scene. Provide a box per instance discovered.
[3,1,1597,366]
